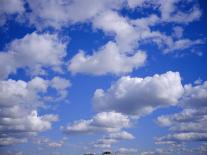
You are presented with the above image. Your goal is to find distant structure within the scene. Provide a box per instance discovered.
[102,151,112,155]
[84,154,95,155]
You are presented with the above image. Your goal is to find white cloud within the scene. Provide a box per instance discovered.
[106,131,135,140]
[117,147,138,155]
[91,131,135,149]
[158,0,202,24]
[172,26,184,39]
[93,138,117,149]
[93,11,138,52]
[62,111,130,134]
[0,137,27,146]
[93,71,184,116]
[0,0,24,26]
[68,41,146,75]
[0,76,71,146]
[127,0,145,8]
[164,39,204,53]
[27,0,123,29]
[51,77,71,100]
[156,81,207,144]
[0,32,67,79]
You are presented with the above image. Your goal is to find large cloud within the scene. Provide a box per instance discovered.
[0,32,67,79]
[93,71,184,116]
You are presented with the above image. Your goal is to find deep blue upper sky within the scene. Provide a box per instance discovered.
[0,0,207,155]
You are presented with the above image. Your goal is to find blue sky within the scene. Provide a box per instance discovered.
[0,0,207,155]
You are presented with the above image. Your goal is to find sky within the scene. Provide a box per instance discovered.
[0,0,207,155]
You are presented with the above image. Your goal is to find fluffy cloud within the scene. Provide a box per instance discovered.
[0,32,67,79]
[0,76,70,146]
[24,0,202,29]
[93,11,138,52]
[0,0,24,26]
[67,1,203,76]
[62,111,130,134]
[156,81,207,144]
[68,41,146,75]
[93,71,183,116]
[51,77,71,100]
[26,0,123,29]
[158,0,202,24]
[127,0,145,8]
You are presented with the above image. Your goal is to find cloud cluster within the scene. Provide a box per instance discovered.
[156,81,207,144]
[0,76,70,146]
[1,0,203,77]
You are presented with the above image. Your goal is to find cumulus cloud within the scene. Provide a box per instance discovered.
[0,32,67,79]
[156,81,207,144]
[51,77,71,100]
[62,111,131,134]
[68,41,146,75]
[92,10,138,52]
[93,71,184,116]
[0,0,24,26]
[26,0,123,29]
[0,76,70,146]
[158,0,202,24]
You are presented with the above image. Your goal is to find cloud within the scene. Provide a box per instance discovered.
[51,77,71,100]
[62,111,131,134]
[156,81,207,144]
[127,0,145,8]
[67,3,203,76]
[68,41,146,75]
[91,131,135,149]
[32,136,65,148]
[26,0,123,29]
[93,71,184,116]
[0,32,67,79]
[163,39,204,53]
[172,26,184,39]
[158,0,202,24]
[106,131,135,140]
[117,147,138,155]
[0,0,24,26]
[0,76,70,146]
[24,0,201,29]
[141,143,207,155]
[92,10,139,52]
